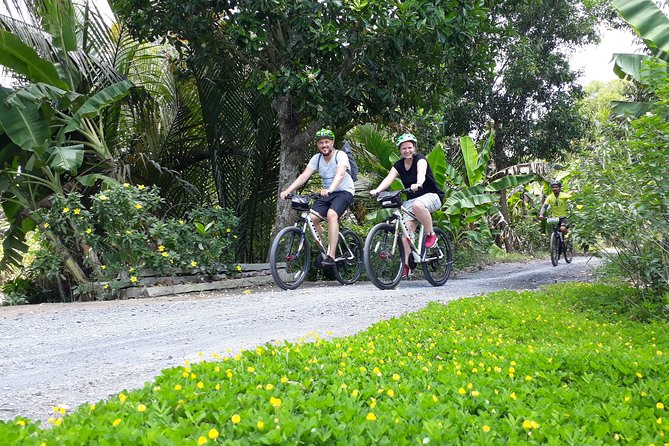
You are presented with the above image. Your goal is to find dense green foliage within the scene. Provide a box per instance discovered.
[2,184,238,303]
[2,283,667,444]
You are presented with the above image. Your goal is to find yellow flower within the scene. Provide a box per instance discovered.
[119,393,127,403]
[236,265,242,272]
[130,276,138,283]
[352,389,359,398]
[247,366,255,373]
[269,396,282,408]
[510,392,517,400]
[103,284,109,289]
[158,245,165,252]
[208,428,219,439]
[15,420,26,427]
[658,402,665,410]
[137,404,146,412]
[458,388,466,395]
[226,228,232,233]
[112,418,122,427]
[174,384,182,390]
[73,208,81,215]
[366,412,377,421]
[138,185,145,190]
[162,252,169,257]
[191,261,198,267]
[257,420,265,430]
[387,389,395,398]
[54,418,62,427]
[231,414,241,424]
[62,207,69,213]
[243,289,252,294]
[525,375,532,381]
[280,376,288,383]
[98,194,108,201]
[197,382,204,389]
[265,384,274,390]
[636,372,643,378]
[482,425,491,433]
[392,373,400,381]
[43,223,49,228]
[179,219,185,224]
[522,420,533,430]
[472,390,480,397]
[134,203,142,209]
[124,183,130,187]
[197,436,207,446]
[86,228,92,234]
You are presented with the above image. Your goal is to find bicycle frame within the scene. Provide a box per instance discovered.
[295,210,356,263]
[384,205,436,264]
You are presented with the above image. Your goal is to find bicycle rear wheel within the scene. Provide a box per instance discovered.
[364,223,404,290]
[269,227,310,290]
[334,229,363,285]
[421,228,452,286]
[550,231,560,267]
[564,237,573,263]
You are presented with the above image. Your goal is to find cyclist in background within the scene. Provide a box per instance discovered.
[279,128,355,267]
[538,180,571,237]
[370,133,444,278]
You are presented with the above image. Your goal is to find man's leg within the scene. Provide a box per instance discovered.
[326,209,339,259]
[309,212,326,247]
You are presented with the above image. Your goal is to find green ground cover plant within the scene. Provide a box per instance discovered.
[2,283,667,444]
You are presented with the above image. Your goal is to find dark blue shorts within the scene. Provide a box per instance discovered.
[310,191,354,220]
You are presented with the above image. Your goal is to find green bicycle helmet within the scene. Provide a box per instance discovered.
[314,128,335,141]
[395,133,417,147]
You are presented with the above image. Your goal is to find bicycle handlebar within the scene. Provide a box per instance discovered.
[285,192,322,199]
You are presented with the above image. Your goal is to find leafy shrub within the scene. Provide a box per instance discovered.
[21,184,239,301]
[2,284,667,444]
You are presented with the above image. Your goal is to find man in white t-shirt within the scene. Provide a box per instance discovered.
[279,128,355,267]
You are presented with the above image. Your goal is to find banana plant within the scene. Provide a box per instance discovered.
[611,0,669,116]
[0,0,139,276]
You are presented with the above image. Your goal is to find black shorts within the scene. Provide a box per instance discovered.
[310,191,354,220]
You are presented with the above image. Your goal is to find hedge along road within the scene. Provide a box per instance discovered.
[0,255,600,425]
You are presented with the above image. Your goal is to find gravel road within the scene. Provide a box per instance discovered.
[0,255,599,424]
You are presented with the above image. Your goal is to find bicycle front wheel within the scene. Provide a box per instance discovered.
[269,227,310,290]
[421,227,452,286]
[334,229,363,285]
[564,237,573,263]
[550,231,559,267]
[364,223,405,290]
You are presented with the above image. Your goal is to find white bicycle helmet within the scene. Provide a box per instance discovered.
[395,133,417,147]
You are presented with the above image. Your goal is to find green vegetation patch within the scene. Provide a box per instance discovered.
[3,283,667,444]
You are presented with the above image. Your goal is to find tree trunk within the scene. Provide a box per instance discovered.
[499,188,513,253]
[271,96,320,242]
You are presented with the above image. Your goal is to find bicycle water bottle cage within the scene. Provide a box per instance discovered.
[377,191,402,208]
[291,195,311,211]
[546,217,560,225]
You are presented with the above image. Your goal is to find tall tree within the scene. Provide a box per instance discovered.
[434,0,603,169]
[111,0,493,232]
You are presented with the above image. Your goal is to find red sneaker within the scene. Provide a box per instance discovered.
[402,265,410,279]
[425,233,437,249]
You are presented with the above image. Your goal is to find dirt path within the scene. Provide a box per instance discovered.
[0,255,599,424]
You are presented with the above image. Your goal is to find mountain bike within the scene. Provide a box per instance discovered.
[269,193,363,290]
[547,217,573,266]
[363,189,452,290]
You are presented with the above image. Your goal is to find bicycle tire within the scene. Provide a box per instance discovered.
[550,231,559,267]
[334,229,363,285]
[364,223,404,290]
[421,227,452,286]
[564,237,573,263]
[269,226,310,290]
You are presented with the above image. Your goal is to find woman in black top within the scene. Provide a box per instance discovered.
[370,133,444,277]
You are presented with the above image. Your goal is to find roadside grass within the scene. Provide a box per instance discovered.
[2,283,667,445]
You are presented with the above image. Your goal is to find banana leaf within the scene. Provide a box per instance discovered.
[485,174,535,192]
[612,0,669,57]
[62,80,134,133]
[426,142,446,190]
[0,98,50,154]
[48,144,84,174]
[460,135,482,187]
[444,189,499,215]
[610,100,656,117]
[40,0,78,53]
[0,28,68,89]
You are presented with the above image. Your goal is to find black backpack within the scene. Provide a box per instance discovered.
[317,140,359,182]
